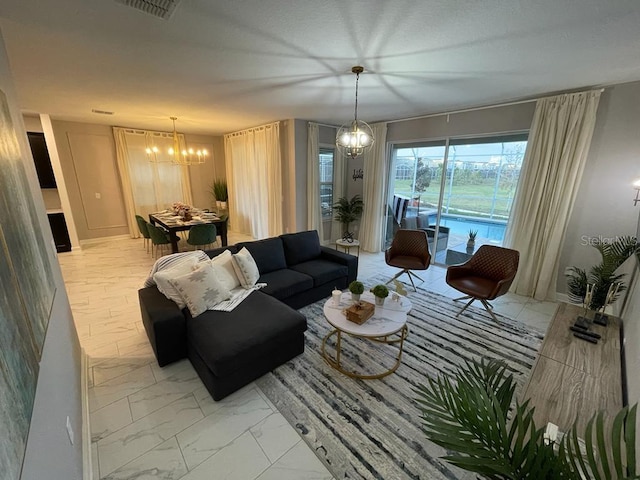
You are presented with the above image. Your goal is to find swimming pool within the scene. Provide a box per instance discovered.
[434,214,507,242]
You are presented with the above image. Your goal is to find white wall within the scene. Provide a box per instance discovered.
[0,31,84,480]
[621,259,640,443]
[558,82,640,296]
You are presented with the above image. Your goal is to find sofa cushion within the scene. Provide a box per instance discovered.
[280,230,321,266]
[258,269,313,300]
[289,259,349,287]
[237,237,287,274]
[187,291,307,377]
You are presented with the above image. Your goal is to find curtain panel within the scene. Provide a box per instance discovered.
[224,122,283,239]
[360,122,388,252]
[505,90,602,300]
[306,122,323,240]
[113,127,193,238]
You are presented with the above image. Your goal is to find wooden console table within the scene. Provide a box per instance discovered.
[520,302,623,433]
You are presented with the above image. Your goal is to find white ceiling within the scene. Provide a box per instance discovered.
[1,0,639,135]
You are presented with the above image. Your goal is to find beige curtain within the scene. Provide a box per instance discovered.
[306,123,323,240]
[360,122,388,252]
[113,127,193,238]
[224,122,283,239]
[331,141,346,242]
[505,90,602,299]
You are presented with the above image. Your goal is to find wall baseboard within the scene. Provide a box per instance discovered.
[79,234,131,247]
[81,349,93,480]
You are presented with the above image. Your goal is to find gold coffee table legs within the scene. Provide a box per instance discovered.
[320,325,409,380]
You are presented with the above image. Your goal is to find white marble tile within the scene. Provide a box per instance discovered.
[179,431,270,480]
[93,356,156,385]
[89,364,156,412]
[90,397,132,442]
[87,342,120,368]
[98,395,203,476]
[129,371,202,421]
[150,358,196,383]
[250,412,300,463]
[193,382,262,418]
[177,387,272,470]
[100,437,188,480]
[254,440,333,480]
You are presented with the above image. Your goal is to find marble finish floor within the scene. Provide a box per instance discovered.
[58,234,557,480]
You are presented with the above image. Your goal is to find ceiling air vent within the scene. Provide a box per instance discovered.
[114,0,183,20]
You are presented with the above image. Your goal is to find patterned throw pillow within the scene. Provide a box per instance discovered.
[231,247,260,288]
[168,262,231,317]
[153,256,199,309]
[210,250,241,290]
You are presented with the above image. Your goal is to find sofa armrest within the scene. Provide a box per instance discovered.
[319,246,358,283]
[138,286,188,367]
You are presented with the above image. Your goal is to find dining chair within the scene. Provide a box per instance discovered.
[187,224,218,250]
[445,245,519,322]
[135,215,151,253]
[147,223,172,258]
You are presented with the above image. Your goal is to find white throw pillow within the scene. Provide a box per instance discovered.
[153,256,199,308]
[210,250,241,290]
[168,262,231,317]
[232,247,260,288]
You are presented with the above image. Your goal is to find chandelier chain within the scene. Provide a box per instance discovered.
[354,71,360,123]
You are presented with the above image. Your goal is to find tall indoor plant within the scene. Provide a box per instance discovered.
[332,194,364,242]
[210,179,228,209]
[415,358,638,479]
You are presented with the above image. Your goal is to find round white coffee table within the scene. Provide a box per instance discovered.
[321,291,412,379]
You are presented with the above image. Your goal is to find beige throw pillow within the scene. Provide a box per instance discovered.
[210,250,241,290]
[232,247,260,288]
[153,256,199,309]
[168,262,231,317]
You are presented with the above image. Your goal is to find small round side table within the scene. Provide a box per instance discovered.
[335,238,360,256]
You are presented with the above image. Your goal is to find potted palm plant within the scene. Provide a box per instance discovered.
[415,358,638,479]
[332,195,364,242]
[466,229,478,253]
[566,235,638,311]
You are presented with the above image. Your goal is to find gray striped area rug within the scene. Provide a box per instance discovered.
[256,282,545,480]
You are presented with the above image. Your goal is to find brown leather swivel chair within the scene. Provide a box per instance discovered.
[385,229,431,291]
[445,245,519,322]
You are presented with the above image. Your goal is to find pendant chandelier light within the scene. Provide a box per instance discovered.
[336,66,374,159]
[146,116,207,166]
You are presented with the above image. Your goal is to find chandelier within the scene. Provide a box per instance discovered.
[336,66,374,159]
[146,117,207,166]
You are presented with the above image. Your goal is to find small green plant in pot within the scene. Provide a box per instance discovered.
[466,229,478,252]
[370,284,389,306]
[348,280,365,302]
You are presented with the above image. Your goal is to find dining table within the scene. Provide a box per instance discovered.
[149,210,228,253]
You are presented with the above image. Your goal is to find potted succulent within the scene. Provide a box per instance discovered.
[332,195,364,242]
[466,229,478,252]
[210,179,228,210]
[370,284,389,306]
[348,280,365,302]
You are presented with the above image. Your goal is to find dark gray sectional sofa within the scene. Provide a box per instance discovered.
[138,230,358,400]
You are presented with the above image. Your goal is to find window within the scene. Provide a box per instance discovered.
[388,134,527,261]
[319,147,334,218]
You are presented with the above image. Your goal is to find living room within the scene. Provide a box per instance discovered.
[1,1,640,479]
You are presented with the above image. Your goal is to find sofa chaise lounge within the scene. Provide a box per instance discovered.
[138,230,358,400]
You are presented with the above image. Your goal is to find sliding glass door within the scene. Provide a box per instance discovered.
[387,133,527,265]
